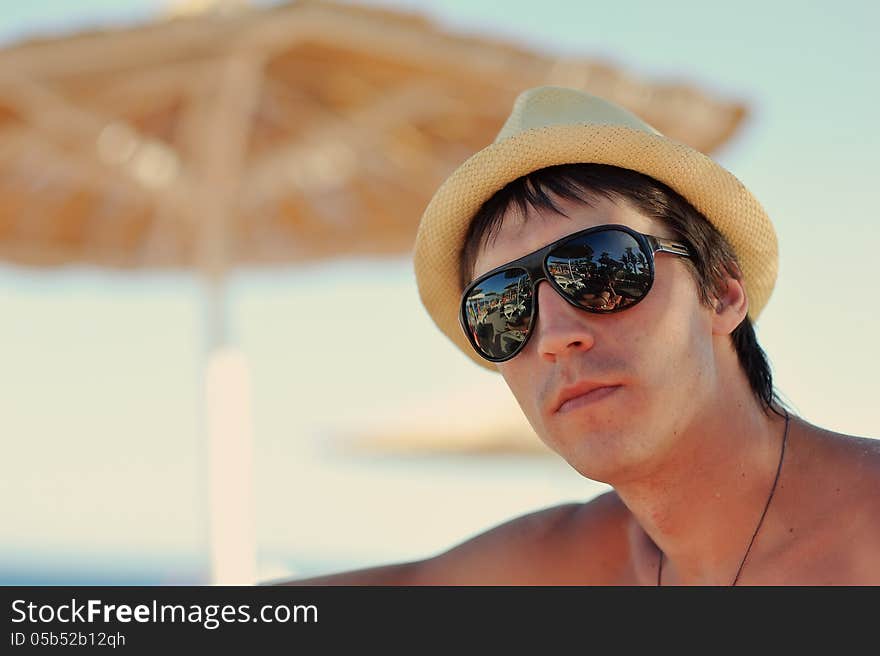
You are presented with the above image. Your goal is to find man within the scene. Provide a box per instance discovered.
[279,86,880,585]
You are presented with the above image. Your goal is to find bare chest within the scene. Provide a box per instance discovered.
[531,510,880,586]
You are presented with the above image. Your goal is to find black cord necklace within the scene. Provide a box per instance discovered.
[657,408,790,586]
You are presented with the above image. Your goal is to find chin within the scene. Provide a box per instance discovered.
[539,410,651,484]
[539,425,635,483]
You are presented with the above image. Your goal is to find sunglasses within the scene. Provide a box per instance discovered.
[459,224,691,362]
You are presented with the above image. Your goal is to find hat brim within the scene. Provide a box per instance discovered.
[414,124,777,371]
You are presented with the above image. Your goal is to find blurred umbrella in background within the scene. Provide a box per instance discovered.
[0,0,748,583]
[337,381,552,457]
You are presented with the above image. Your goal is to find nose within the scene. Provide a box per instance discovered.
[532,281,596,363]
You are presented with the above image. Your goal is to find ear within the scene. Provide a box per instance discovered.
[711,271,748,336]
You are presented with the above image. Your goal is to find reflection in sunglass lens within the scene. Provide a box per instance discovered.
[463,268,533,360]
[547,229,652,312]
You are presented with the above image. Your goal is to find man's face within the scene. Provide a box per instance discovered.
[471,194,719,484]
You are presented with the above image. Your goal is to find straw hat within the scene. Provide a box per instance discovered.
[413,85,777,370]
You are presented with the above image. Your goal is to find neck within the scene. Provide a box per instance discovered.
[612,386,789,585]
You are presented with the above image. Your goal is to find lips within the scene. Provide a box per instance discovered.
[552,382,621,414]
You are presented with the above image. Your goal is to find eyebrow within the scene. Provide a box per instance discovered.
[472,211,582,281]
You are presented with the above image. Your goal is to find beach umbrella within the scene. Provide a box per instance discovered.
[337,381,552,457]
[0,0,748,583]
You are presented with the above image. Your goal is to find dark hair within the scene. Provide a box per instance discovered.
[459,163,777,412]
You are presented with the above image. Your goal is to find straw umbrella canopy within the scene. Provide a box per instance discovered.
[0,0,747,272]
[0,0,748,583]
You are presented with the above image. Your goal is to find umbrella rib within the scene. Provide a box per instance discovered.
[0,73,187,200]
[184,53,263,279]
[243,82,457,207]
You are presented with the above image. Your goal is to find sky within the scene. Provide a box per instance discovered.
[0,0,877,583]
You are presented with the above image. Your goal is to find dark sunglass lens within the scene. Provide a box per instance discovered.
[463,269,533,360]
[547,229,652,311]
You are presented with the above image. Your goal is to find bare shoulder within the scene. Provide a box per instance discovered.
[802,422,880,495]
[269,491,634,586]
[827,429,880,523]
[413,490,634,584]
[790,421,880,578]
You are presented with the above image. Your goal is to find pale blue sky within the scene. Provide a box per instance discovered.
[1,0,877,583]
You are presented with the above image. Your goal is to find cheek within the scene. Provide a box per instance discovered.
[624,272,714,394]
[641,298,715,402]
[497,361,546,431]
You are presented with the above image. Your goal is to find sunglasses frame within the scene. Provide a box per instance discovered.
[459,224,691,362]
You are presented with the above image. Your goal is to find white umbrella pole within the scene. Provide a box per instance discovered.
[203,272,256,585]
[188,54,262,585]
